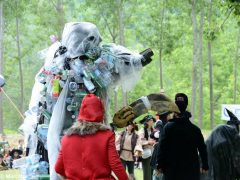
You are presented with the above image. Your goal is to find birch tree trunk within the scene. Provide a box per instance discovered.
[16,5,24,114]
[117,0,127,106]
[234,29,240,103]
[208,0,214,129]
[190,0,198,122]
[198,7,204,129]
[159,0,165,92]
[0,0,4,134]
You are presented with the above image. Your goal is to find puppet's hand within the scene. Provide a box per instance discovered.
[113,106,135,128]
[140,48,154,67]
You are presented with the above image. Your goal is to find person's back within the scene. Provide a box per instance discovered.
[57,128,122,179]
[55,94,128,180]
[157,93,208,180]
[206,109,240,180]
[168,115,206,169]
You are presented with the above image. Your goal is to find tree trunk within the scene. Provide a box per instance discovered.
[0,1,4,134]
[56,0,64,36]
[234,29,240,104]
[49,0,64,37]
[118,0,125,46]
[159,0,165,92]
[190,0,198,122]
[117,0,127,106]
[16,14,24,114]
[208,0,214,129]
[198,8,204,129]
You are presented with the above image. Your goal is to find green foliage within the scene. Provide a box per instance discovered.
[1,0,240,132]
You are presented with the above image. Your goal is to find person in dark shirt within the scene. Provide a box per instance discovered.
[156,93,208,180]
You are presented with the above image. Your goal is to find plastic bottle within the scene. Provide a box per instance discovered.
[52,76,61,97]
[83,77,95,93]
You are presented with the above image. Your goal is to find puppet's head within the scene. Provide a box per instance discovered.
[61,22,102,59]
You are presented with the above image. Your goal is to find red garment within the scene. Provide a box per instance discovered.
[55,130,128,180]
[78,94,104,122]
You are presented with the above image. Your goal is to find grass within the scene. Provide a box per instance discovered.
[0,169,22,180]
[3,129,19,135]
[0,169,143,180]
[0,129,210,180]
[135,168,143,179]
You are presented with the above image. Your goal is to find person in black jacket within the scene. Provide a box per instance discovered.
[151,111,171,180]
[156,93,209,180]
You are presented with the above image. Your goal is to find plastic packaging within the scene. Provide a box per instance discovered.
[61,22,102,58]
[12,154,41,169]
[52,76,61,97]
[22,160,49,179]
[47,80,69,180]
[37,124,48,150]
[100,43,143,92]
[24,22,148,180]
[83,77,95,93]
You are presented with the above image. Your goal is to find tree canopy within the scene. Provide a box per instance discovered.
[1,0,239,132]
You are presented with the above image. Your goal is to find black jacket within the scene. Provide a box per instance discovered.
[157,112,208,180]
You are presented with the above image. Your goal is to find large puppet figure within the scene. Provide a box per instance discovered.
[205,109,240,180]
[21,22,181,179]
[20,22,156,179]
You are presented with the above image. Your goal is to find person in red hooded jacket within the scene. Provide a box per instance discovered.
[55,94,128,180]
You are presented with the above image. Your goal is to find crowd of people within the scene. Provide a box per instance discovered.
[0,137,25,171]
[112,93,209,180]
[53,93,211,180]
[0,71,239,180]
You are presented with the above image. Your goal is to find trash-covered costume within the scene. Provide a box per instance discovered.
[20,22,153,179]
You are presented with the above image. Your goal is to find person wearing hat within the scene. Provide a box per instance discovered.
[150,111,171,180]
[138,114,156,180]
[55,94,128,180]
[116,122,143,180]
[205,108,240,180]
[9,149,23,168]
[225,108,240,133]
[156,93,209,180]
[155,111,170,133]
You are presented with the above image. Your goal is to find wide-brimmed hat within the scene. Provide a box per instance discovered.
[9,149,23,157]
[140,115,156,124]
[156,111,170,116]
[127,121,139,131]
